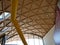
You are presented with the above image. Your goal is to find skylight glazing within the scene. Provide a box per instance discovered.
[0,12,10,22]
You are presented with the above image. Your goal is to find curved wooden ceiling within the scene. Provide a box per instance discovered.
[0,0,57,39]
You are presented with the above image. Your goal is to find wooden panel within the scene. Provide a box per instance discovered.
[0,1,2,10]
[0,0,58,39]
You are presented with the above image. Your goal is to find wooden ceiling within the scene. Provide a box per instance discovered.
[0,0,57,39]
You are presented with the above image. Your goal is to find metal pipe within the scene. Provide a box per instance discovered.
[11,0,27,45]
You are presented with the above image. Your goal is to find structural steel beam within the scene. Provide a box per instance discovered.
[11,0,27,45]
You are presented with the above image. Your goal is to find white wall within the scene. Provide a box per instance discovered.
[43,26,55,45]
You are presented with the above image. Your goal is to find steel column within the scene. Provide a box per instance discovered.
[11,0,27,45]
[1,34,5,45]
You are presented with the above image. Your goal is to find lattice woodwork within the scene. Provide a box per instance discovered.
[0,0,57,39]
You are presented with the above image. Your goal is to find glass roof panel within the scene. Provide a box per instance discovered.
[0,12,10,21]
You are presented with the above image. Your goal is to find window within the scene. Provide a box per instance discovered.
[6,39,43,45]
[6,35,43,45]
[0,12,10,22]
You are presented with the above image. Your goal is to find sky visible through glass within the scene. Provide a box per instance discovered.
[0,12,10,21]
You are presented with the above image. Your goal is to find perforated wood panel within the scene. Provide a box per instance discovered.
[0,0,57,39]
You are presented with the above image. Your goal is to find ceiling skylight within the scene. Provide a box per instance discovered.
[0,12,10,22]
